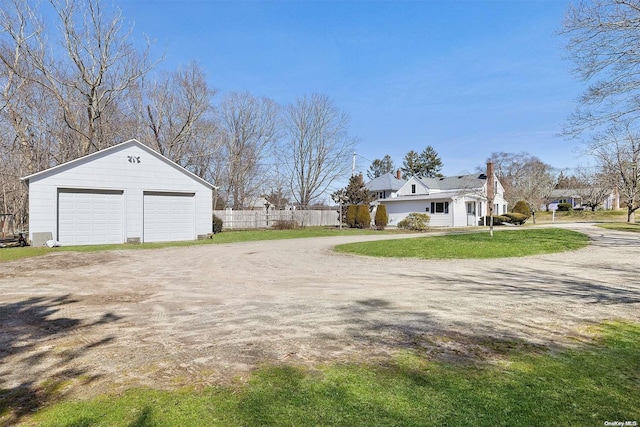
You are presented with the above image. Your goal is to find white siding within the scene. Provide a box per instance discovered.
[451,198,467,227]
[426,206,453,227]
[384,199,429,226]
[382,195,487,228]
[26,140,213,245]
[396,177,430,197]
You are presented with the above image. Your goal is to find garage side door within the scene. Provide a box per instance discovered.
[58,189,124,245]
[143,192,195,242]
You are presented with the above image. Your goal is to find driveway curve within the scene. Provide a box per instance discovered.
[0,223,638,398]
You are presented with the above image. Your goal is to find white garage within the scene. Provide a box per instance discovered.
[22,139,214,246]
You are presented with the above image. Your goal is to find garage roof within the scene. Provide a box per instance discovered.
[21,139,215,189]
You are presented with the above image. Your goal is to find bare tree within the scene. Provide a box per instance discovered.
[282,93,357,209]
[0,0,161,224]
[592,127,640,221]
[0,0,156,161]
[140,61,217,168]
[562,0,640,136]
[485,152,557,212]
[574,168,614,211]
[561,0,640,222]
[218,91,279,209]
[0,1,56,173]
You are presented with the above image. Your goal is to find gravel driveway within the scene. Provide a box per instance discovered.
[1,223,638,403]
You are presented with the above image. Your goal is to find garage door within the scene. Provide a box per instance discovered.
[143,192,195,242]
[58,189,124,245]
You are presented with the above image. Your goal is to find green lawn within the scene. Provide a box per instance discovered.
[19,321,640,426]
[597,222,640,233]
[534,209,628,223]
[334,228,589,259]
[0,228,390,263]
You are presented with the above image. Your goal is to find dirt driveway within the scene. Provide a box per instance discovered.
[1,223,639,405]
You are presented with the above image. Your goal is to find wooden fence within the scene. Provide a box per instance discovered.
[213,209,339,229]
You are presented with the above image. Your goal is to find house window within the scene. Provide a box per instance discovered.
[411,184,416,194]
[430,202,449,214]
[377,191,385,199]
[425,206,430,213]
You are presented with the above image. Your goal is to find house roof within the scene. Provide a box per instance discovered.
[418,173,486,191]
[382,189,487,202]
[21,139,215,189]
[549,189,581,198]
[365,172,406,192]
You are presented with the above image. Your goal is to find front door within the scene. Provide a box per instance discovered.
[466,201,476,226]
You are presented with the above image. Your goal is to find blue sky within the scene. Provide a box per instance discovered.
[120,0,587,177]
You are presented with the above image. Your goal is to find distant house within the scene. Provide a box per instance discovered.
[368,164,507,227]
[546,188,620,211]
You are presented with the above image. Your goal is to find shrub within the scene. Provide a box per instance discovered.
[479,215,510,226]
[557,203,573,212]
[212,214,223,234]
[355,204,371,229]
[272,219,298,230]
[346,205,358,228]
[512,200,532,218]
[397,213,430,231]
[503,212,528,225]
[374,204,389,230]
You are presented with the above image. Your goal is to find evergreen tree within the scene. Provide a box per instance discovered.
[374,204,389,230]
[331,174,375,224]
[401,146,443,178]
[419,145,443,177]
[345,174,374,205]
[401,150,424,179]
[345,204,358,228]
[367,155,395,180]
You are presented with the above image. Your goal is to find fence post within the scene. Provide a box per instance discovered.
[225,207,233,229]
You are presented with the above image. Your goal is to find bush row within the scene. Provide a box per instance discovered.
[479,212,528,226]
[346,204,371,229]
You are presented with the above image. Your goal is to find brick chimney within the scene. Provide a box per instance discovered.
[486,161,495,216]
[396,169,401,180]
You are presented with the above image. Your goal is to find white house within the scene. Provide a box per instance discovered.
[376,164,507,227]
[21,139,214,246]
[545,188,620,211]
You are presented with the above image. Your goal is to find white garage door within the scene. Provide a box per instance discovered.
[143,192,195,242]
[58,189,124,245]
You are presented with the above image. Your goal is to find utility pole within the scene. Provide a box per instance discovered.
[352,151,356,176]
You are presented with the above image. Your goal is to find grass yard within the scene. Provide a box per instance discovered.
[597,222,640,233]
[23,321,640,426]
[334,228,589,259]
[0,227,391,263]
[534,209,627,223]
